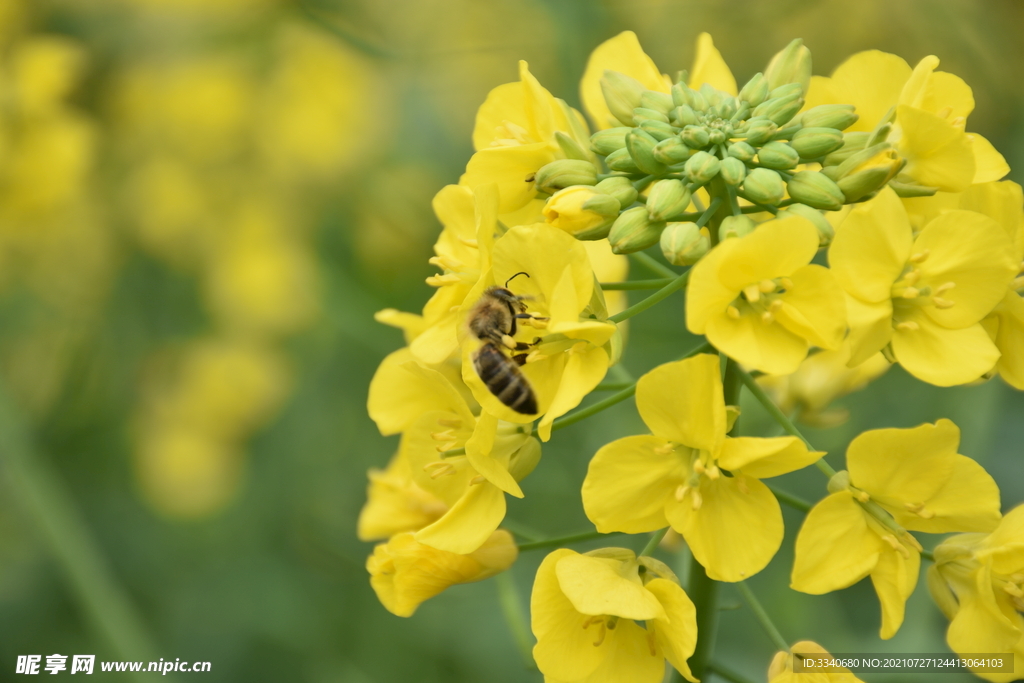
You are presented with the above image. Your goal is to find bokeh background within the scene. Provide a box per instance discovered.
[0,0,1021,681]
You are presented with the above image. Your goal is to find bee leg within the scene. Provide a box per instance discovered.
[512,353,529,366]
[514,342,531,351]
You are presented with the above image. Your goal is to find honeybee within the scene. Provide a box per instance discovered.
[468,272,544,415]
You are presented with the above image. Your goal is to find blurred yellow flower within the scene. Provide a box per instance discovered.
[531,548,698,683]
[792,420,1000,638]
[928,504,1024,682]
[768,640,865,682]
[829,187,1017,386]
[756,342,890,428]
[687,214,847,375]
[583,354,821,581]
[368,529,517,618]
[357,453,448,542]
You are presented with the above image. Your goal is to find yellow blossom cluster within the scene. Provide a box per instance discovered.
[362,27,1022,683]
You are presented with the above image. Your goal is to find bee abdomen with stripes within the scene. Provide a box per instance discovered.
[472,342,537,414]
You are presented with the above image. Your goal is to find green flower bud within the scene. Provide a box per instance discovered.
[632,107,670,125]
[769,122,802,142]
[765,39,812,94]
[738,72,769,107]
[671,82,695,108]
[834,143,903,202]
[717,97,738,120]
[699,83,724,108]
[680,125,710,148]
[605,147,641,173]
[731,100,751,122]
[799,104,859,131]
[778,202,835,246]
[660,222,710,265]
[889,180,939,198]
[594,176,639,207]
[543,186,619,239]
[786,170,844,211]
[555,131,591,161]
[752,91,803,126]
[626,129,667,175]
[837,166,894,203]
[708,129,727,145]
[756,141,800,170]
[728,141,756,162]
[822,131,870,166]
[742,168,786,206]
[720,157,747,185]
[590,127,631,156]
[646,179,693,221]
[688,89,708,112]
[609,206,665,254]
[718,215,756,242]
[685,150,721,184]
[640,90,674,116]
[601,70,646,126]
[789,127,844,159]
[534,159,598,194]
[820,165,841,181]
[652,136,691,165]
[768,82,804,100]
[834,142,895,179]
[670,104,699,127]
[740,117,778,146]
[640,119,678,141]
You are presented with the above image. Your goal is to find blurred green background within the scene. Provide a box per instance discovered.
[0,0,1021,681]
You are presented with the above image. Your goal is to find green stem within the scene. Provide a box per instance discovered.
[632,174,656,191]
[594,381,633,391]
[695,197,724,228]
[0,384,166,683]
[496,572,536,669]
[548,384,637,432]
[733,365,838,478]
[516,530,624,551]
[684,551,719,679]
[608,269,690,323]
[707,661,759,683]
[921,548,935,562]
[599,278,674,290]
[628,251,679,279]
[766,484,813,513]
[736,582,789,652]
[639,528,668,557]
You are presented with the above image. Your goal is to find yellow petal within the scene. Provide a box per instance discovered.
[891,316,999,387]
[519,61,559,144]
[462,143,554,213]
[472,82,527,151]
[900,58,975,121]
[846,420,958,507]
[576,619,666,683]
[895,453,1001,534]
[367,349,472,435]
[983,504,1024,574]
[401,411,476,507]
[717,436,823,479]
[825,50,912,132]
[415,479,507,554]
[791,492,882,594]
[913,209,1017,328]
[582,435,683,534]
[538,345,609,441]
[717,214,819,292]
[828,187,912,304]
[845,295,895,368]
[993,291,1024,389]
[579,31,668,130]
[946,566,1023,661]
[636,354,725,453]
[897,105,975,193]
[970,133,1010,184]
[958,181,1024,261]
[357,452,447,541]
[555,552,667,621]
[646,578,699,683]
[688,33,737,96]
[466,412,524,498]
[686,235,738,334]
[667,475,783,582]
[706,310,809,376]
[870,544,920,639]
[531,550,605,682]
[774,264,847,350]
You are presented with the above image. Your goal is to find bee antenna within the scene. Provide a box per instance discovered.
[505,272,530,288]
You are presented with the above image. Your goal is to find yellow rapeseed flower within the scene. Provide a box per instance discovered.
[687,214,847,375]
[582,354,821,581]
[531,548,697,683]
[792,420,1001,638]
[928,504,1024,682]
[356,453,448,542]
[829,187,1017,386]
[768,641,865,683]
[459,224,617,441]
[367,529,517,618]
